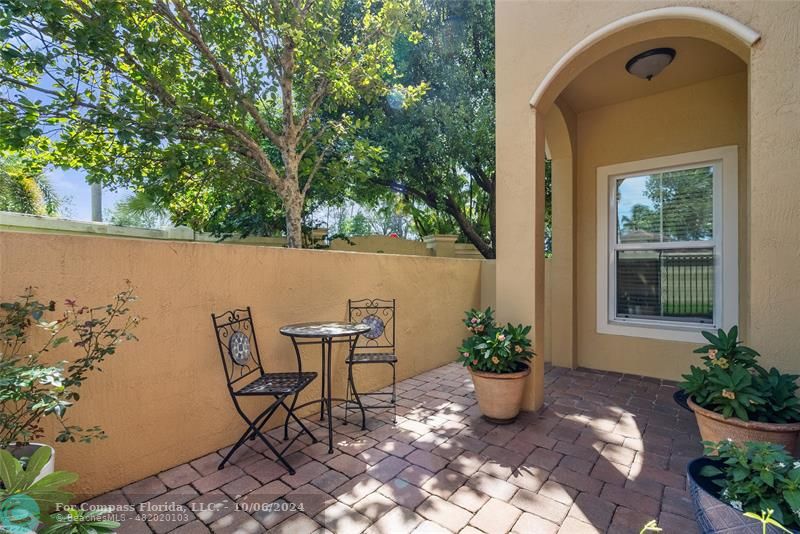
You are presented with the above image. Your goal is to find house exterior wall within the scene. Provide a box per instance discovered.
[0,231,481,497]
[575,72,747,378]
[497,1,800,382]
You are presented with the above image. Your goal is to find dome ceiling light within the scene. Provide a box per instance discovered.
[625,47,676,80]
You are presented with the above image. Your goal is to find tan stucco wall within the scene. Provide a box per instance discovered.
[497,1,800,385]
[575,72,747,378]
[0,231,481,497]
[329,235,428,256]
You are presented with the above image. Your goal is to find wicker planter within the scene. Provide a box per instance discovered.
[688,457,798,533]
[688,397,800,455]
[469,364,530,424]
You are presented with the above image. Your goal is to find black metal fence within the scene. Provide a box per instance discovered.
[617,250,713,322]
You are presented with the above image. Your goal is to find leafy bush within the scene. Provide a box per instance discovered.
[0,446,77,528]
[680,327,800,423]
[700,440,800,528]
[456,308,534,373]
[0,285,139,448]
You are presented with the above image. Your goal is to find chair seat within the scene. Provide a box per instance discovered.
[347,352,398,364]
[236,372,317,396]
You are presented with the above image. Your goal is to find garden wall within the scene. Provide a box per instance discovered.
[0,230,483,497]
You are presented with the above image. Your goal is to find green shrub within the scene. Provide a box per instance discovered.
[456,307,534,374]
[680,326,800,423]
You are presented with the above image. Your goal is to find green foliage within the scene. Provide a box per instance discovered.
[680,326,800,423]
[0,285,140,448]
[639,520,662,534]
[358,0,497,258]
[0,446,77,520]
[0,157,60,216]
[0,0,425,247]
[619,167,713,241]
[742,509,792,534]
[108,191,171,229]
[700,440,800,528]
[43,507,121,534]
[456,308,534,374]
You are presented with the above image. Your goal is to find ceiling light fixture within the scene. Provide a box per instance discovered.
[625,47,676,80]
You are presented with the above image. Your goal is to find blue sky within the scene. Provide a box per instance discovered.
[617,175,653,221]
[47,167,132,221]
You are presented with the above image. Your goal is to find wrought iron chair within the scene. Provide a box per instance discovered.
[345,298,398,428]
[211,307,317,475]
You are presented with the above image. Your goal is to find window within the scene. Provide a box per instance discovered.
[596,146,738,342]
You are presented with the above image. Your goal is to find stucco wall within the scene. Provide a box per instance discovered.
[497,0,800,383]
[575,72,747,377]
[0,231,481,497]
[330,235,429,256]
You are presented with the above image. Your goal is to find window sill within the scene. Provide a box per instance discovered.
[597,319,712,343]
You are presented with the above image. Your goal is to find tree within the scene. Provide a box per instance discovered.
[0,157,60,215]
[619,168,713,241]
[108,191,171,229]
[0,0,425,247]
[358,0,496,257]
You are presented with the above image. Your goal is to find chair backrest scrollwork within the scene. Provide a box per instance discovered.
[211,307,264,389]
[348,298,396,354]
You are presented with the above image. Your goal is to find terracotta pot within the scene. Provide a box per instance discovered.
[688,397,800,455]
[469,364,530,424]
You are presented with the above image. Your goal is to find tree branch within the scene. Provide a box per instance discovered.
[155,0,284,150]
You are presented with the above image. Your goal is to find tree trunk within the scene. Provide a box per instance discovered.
[284,193,304,248]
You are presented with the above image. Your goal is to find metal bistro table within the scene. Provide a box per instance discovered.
[279,321,371,453]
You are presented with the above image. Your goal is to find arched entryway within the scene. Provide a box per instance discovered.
[497,6,760,411]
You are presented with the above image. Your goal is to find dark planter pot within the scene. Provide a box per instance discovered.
[688,457,799,533]
[674,388,693,413]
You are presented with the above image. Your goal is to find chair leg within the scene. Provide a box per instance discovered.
[280,399,318,444]
[319,343,326,422]
[343,361,353,426]
[250,396,298,475]
[220,397,284,471]
[283,392,299,441]
[391,362,397,424]
[348,362,367,430]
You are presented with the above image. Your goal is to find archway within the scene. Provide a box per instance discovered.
[503,6,759,411]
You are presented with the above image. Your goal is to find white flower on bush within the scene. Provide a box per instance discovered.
[721,489,730,499]
[794,461,800,469]
[730,500,743,511]
[777,462,786,469]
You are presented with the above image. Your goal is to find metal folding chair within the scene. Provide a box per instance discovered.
[345,298,398,427]
[211,307,317,475]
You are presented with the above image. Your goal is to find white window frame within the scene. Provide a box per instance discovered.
[596,146,738,343]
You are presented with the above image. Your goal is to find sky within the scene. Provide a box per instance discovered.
[47,167,132,221]
[616,174,652,221]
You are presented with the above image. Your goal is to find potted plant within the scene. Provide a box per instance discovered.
[456,308,534,424]
[0,445,119,533]
[681,326,800,453]
[688,440,800,533]
[0,285,139,474]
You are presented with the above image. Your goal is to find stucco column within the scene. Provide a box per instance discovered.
[496,104,546,411]
[423,234,458,257]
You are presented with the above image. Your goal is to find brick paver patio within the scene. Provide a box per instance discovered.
[90,363,702,533]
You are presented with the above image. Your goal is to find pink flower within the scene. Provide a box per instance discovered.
[462,352,469,357]
[472,359,478,365]
[497,334,506,342]
[471,317,478,324]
